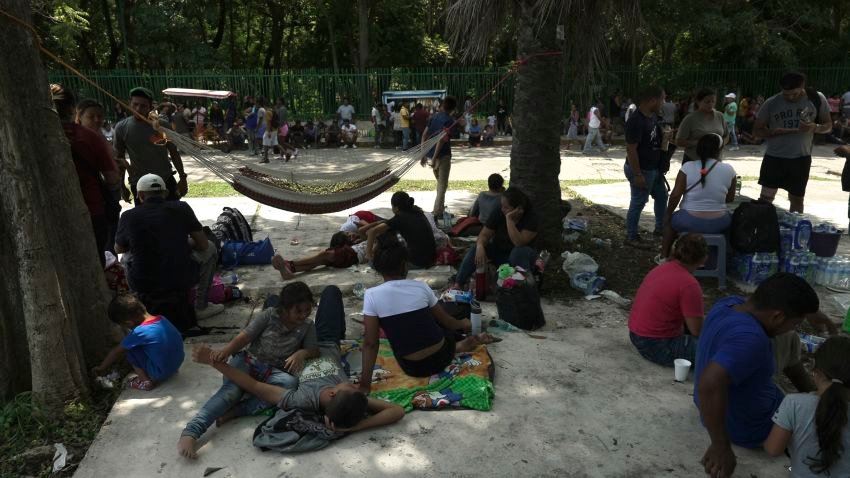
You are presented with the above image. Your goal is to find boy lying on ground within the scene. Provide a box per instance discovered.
[695,272,820,478]
[273,232,372,279]
[184,286,403,459]
[178,282,319,458]
[92,294,184,391]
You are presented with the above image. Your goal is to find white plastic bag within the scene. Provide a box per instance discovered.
[561,251,599,276]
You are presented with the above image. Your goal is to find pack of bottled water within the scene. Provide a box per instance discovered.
[733,252,779,285]
[813,255,850,290]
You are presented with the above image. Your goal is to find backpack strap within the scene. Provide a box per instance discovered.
[685,160,720,193]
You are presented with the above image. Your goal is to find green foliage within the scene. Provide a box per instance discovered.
[0,389,119,478]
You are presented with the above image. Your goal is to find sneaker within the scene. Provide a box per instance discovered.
[352,144,357,149]
[196,303,225,320]
[128,377,153,391]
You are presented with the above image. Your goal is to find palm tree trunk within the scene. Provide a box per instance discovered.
[509,0,564,252]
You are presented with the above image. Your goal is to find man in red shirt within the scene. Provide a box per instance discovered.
[52,84,120,265]
[411,103,430,146]
[628,234,707,366]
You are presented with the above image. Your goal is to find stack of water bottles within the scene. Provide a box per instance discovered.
[813,255,850,290]
[777,213,817,283]
[733,251,779,285]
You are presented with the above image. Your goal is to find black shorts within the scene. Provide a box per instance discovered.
[396,330,456,378]
[758,155,812,197]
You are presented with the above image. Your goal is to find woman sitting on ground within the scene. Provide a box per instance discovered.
[366,192,436,269]
[660,133,736,259]
[764,336,850,478]
[453,187,538,289]
[358,234,497,387]
[628,234,708,367]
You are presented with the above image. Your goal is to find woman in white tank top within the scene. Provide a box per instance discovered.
[661,134,737,258]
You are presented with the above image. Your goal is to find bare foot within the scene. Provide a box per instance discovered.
[177,435,198,459]
[272,254,295,280]
[456,333,501,352]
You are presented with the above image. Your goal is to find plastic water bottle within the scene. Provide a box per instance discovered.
[790,254,802,278]
[470,300,482,335]
[792,217,812,250]
[220,271,238,285]
[443,209,452,230]
[735,176,742,196]
[353,282,365,299]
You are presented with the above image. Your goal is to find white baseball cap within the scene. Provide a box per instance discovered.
[136,173,166,192]
[725,93,736,99]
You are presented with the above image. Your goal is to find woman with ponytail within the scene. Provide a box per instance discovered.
[358,233,498,390]
[365,191,437,268]
[660,133,738,260]
[765,336,850,477]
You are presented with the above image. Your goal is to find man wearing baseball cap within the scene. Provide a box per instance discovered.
[114,87,189,203]
[723,93,739,151]
[115,174,224,332]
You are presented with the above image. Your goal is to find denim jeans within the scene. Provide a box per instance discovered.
[624,163,668,239]
[728,123,738,146]
[402,128,410,150]
[455,243,537,287]
[629,332,697,367]
[583,127,606,152]
[181,286,345,440]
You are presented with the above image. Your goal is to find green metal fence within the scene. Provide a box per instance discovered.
[47,65,850,121]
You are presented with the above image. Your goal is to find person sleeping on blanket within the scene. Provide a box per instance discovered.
[184,286,404,459]
[358,233,499,391]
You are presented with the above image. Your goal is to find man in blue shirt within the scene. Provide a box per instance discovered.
[422,95,462,217]
[694,273,819,478]
[624,85,667,249]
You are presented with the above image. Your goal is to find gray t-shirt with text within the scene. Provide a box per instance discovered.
[757,92,830,158]
[773,393,850,478]
[114,117,173,184]
[243,307,317,367]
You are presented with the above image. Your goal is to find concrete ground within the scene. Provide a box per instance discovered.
[74,142,847,477]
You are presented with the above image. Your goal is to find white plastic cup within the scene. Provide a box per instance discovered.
[674,359,692,382]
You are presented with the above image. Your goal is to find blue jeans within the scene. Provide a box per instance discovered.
[728,123,738,146]
[624,164,668,239]
[402,128,410,150]
[455,243,537,287]
[583,127,606,152]
[181,286,345,439]
[670,210,732,234]
[629,332,697,367]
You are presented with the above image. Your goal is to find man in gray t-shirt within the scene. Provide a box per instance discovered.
[337,97,355,121]
[114,87,188,203]
[754,72,832,213]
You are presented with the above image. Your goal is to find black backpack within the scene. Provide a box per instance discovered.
[730,201,780,253]
[211,207,253,244]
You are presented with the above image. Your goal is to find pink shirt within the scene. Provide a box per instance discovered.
[628,261,704,338]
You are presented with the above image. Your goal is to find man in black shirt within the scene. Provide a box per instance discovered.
[115,174,223,332]
[624,86,667,249]
[453,188,539,289]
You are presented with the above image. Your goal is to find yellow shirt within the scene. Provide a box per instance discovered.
[738,99,749,117]
[400,106,410,128]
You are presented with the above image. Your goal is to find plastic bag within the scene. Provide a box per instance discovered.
[561,251,599,276]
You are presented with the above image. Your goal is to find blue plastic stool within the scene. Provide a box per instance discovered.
[682,233,727,289]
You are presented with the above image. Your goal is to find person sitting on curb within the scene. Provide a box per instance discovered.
[358,234,499,386]
[764,336,850,478]
[178,282,320,459]
[452,173,506,237]
[628,234,708,366]
[340,118,358,149]
[695,273,819,478]
[453,187,539,289]
[660,133,737,260]
[115,174,224,334]
[92,294,184,391]
[182,285,404,459]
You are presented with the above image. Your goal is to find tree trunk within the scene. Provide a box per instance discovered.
[101,0,123,68]
[509,0,564,252]
[211,0,227,49]
[0,0,104,409]
[327,14,339,74]
[356,0,370,69]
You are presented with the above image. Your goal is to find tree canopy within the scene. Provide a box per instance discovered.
[31,0,850,71]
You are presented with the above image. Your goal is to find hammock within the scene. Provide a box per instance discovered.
[164,130,446,214]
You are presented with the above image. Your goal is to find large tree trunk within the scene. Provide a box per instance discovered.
[101,0,123,68]
[509,0,564,252]
[211,0,227,49]
[356,0,370,69]
[0,0,115,407]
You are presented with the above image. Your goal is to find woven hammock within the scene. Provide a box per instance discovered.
[164,130,445,214]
